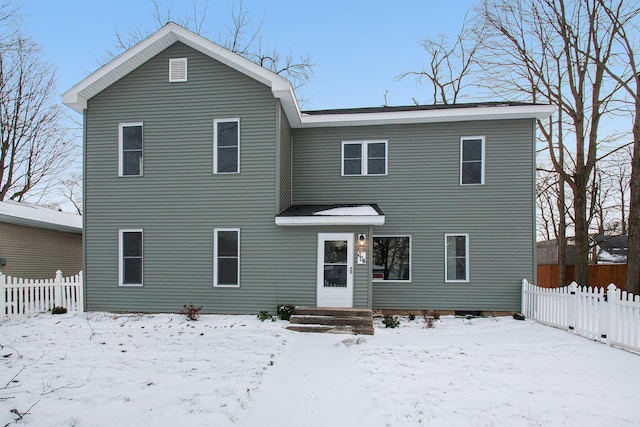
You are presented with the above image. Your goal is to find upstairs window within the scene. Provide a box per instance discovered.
[214,119,240,174]
[119,123,143,177]
[342,140,387,176]
[119,229,143,286]
[214,228,240,287]
[460,136,484,185]
[445,233,469,283]
[169,58,187,82]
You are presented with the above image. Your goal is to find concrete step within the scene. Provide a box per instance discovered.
[285,324,375,335]
[289,315,373,327]
[293,306,373,317]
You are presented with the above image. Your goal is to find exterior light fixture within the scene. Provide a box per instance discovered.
[358,233,366,247]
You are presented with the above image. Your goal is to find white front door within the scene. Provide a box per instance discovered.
[317,233,354,308]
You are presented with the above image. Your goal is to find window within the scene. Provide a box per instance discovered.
[460,136,485,185]
[214,119,240,174]
[214,228,240,287]
[342,140,387,176]
[119,123,143,177]
[119,230,143,286]
[372,235,411,282]
[169,58,187,82]
[445,233,469,283]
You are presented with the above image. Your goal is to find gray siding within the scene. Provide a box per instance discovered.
[0,223,82,279]
[277,104,292,212]
[292,120,536,311]
[84,42,370,314]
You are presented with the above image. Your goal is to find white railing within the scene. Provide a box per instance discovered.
[522,279,640,353]
[1,270,83,317]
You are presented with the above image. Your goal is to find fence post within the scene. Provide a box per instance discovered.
[567,281,578,332]
[78,271,84,312]
[606,283,618,347]
[0,272,5,316]
[54,270,63,308]
[521,279,528,316]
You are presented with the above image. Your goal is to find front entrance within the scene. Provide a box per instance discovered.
[317,233,354,307]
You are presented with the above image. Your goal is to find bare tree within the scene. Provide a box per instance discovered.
[0,21,74,202]
[109,0,313,92]
[397,15,484,104]
[478,0,626,287]
[580,0,640,293]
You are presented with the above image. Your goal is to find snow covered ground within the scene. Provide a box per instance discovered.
[1,312,638,426]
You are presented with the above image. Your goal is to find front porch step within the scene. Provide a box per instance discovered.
[289,315,373,327]
[284,306,374,335]
[293,307,373,317]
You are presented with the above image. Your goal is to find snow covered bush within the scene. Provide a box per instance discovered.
[382,315,400,328]
[51,306,67,315]
[180,304,202,321]
[276,305,295,321]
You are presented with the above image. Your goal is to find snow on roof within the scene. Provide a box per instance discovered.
[0,200,82,234]
[312,205,379,216]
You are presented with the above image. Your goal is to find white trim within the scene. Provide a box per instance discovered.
[119,229,143,287]
[445,233,470,283]
[298,105,556,128]
[213,228,240,287]
[275,215,385,226]
[372,235,412,283]
[169,57,188,82]
[213,118,240,174]
[460,136,485,186]
[341,140,388,176]
[118,122,144,177]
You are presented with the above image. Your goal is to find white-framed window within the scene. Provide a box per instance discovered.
[460,136,485,185]
[119,229,143,287]
[214,228,240,287]
[372,235,411,282]
[342,140,388,176]
[214,119,240,174]
[445,233,469,283]
[119,122,143,177]
[169,58,188,82]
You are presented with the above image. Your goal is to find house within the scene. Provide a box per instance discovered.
[62,23,554,314]
[592,234,627,264]
[0,200,82,279]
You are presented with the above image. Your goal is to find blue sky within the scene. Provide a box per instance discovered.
[23,0,478,111]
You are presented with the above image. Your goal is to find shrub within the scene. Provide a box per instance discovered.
[382,315,400,328]
[257,311,274,322]
[408,313,416,321]
[513,312,526,321]
[276,305,296,321]
[423,310,440,320]
[51,306,67,315]
[180,304,203,321]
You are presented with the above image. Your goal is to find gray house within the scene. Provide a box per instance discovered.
[62,23,554,314]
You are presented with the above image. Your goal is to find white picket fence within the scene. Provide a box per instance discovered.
[1,270,84,317]
[522,279,640,353]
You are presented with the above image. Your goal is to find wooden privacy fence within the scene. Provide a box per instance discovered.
[537,264,627,289]
[522,279,640,353]
[1,270,83,317]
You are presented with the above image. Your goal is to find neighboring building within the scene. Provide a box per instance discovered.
[62,23,554,314]
[592,234,627,264]
[0,200,82,279]
[537,235,627,266]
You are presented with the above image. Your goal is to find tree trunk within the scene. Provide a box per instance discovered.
[625,108,640,295]
[557,176,567,286]
[573,186,590,286]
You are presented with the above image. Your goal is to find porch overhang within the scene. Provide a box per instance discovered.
[275,204,385,226]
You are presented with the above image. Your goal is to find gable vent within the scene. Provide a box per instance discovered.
[169,58,187,82]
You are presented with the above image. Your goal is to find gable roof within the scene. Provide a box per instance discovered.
[0,200,82,234]
[62,22,555,128]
